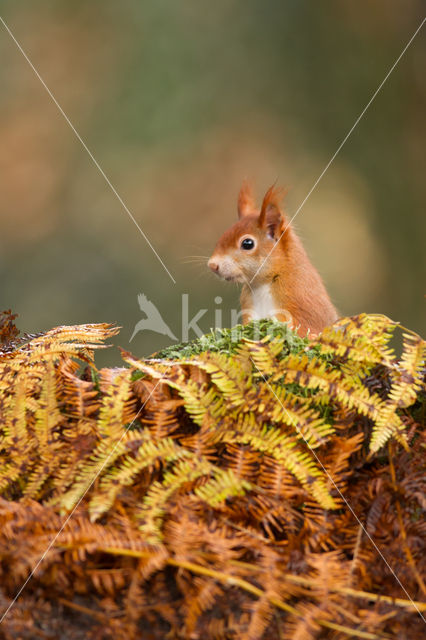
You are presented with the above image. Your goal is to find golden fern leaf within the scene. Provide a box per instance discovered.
[1,374,29,447]
[138,457,213,543]
[267,385,335,447]
[315,314,396,366]
[58,369,132,510]
[272,353,384,421]
[144,467,246,543]
[97,369,132,440]
[124,354,226,427]
[222,415,336,510]
[88,434,193,521]
[132,351,250,412]
[1,359,63,499]
[139,456,252,543]
[32,360,62,449]
[369,408,408,454]
[0,375,34,494]
[189,350,251,408]
[4,323,119,373]
[27,323,119,351]
[241,336,289,375]
[178,379,226,427]
[194,468,252,507]
[23,361,63,499]
[369,332,425,454]
[58,436,130,513]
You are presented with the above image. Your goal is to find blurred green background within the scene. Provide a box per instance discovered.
[0,0,425,365]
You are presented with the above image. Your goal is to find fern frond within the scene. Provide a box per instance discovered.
[369,332,425,453]
[1,314,424,638]
[316,314,396,366]
[222,417,336,509]
[33,360,62,449]
[194,468,252,507]
[59,438,128,512]
[1,374,29,447]
[58,357,99,419]
[272,352,385,423]
[183,577,223,636]
[138,457,213,543]
[322,433,365,500]
[238,337,284,376]
[267,384,335,447]
[191,350,251,408]
[123,355,227,427]
[97,369,132,440]
[89,434,192,521]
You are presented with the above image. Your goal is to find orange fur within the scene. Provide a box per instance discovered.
[208,182,338,337]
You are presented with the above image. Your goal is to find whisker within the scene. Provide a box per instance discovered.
[241,274,254,295]
[182,255,210,260]
[181,258,209,265]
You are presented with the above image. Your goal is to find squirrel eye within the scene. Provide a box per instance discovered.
[240,237,255,250]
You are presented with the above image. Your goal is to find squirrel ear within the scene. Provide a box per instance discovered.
[258,184,286,228]
[266,208,285,240]
[237,180,256,218]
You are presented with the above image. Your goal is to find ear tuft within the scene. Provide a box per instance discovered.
[258,184,286,228]
[237,180,256,218]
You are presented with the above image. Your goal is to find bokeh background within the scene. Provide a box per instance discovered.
[0,0,425,364]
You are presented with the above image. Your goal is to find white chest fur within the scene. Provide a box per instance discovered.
[250,284,277,320]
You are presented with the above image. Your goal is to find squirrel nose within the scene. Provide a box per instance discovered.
[208,259,219,273]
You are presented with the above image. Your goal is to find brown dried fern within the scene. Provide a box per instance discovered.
[0,313,424,640]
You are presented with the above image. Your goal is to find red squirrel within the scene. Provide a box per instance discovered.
[208,182,338,337]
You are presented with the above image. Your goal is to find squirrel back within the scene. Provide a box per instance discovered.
[208,182,338,336]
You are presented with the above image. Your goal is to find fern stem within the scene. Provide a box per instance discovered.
[57,597,108,622]
[61,545,426,615]
[98,547,395,638]
[283,575,426,612]
[99,546,296,613]
[229,560,426,612]
[317,619,387,639]
[167,558,298,613]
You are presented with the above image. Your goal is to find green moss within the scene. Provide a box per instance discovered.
[151,319,313,360]
[131,370,146,382]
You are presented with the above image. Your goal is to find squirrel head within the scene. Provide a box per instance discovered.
[208,182,288,284]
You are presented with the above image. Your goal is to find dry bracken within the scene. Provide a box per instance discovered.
[0,310,424,640]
